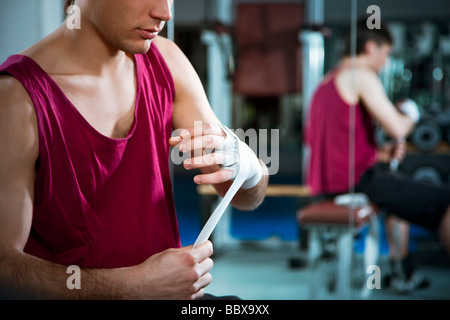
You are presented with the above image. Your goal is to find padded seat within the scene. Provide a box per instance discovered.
[297,198,380,299]
[297,200,378,227]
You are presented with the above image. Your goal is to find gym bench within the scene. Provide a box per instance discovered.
[297,197,380,299]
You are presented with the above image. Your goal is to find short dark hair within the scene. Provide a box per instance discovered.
[344,18,393,56]
[64,0,75,12]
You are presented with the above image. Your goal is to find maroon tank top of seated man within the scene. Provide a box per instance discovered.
[0,43,181,268]
[304,67,378,196]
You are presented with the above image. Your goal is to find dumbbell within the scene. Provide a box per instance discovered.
[375,126,390,147]
[374,127,404,172]
[412,166,443,186]
[411,120,442,152]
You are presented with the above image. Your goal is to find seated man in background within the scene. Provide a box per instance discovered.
[0,0,268,299]
[305,19,450,293]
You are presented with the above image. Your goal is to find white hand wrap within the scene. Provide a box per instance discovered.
[399,99,420,123]
[193,125,263,247]
[216,125,262,189]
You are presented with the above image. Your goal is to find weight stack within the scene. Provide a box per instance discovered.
[411,119,443,153]
[399,153,450,187]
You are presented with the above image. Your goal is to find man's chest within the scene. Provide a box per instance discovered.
[52,73,137,139]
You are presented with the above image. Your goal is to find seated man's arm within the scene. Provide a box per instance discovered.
[356,68,415,140]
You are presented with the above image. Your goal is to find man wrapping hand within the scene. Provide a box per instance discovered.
[0,0,268,300]
[170,122,266,247]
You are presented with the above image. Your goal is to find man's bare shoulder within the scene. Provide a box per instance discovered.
[336,65,381,94]
[338,65,378,80]
[152,36,190,70]
[152,36,219,128]
[153,36,179,56]
[151,36,202,93]
[0,75,34,113]
[0,75,38,154]
[356,66,379,81]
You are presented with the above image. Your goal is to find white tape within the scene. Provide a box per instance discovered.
[193,139,251,248]
[334,193,369,208]
[216,125,240,179]
[390,158,399,172]
[399,99,420,123]
[216,125,262,189]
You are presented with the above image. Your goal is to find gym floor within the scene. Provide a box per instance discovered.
[174,173,450,300]
[204,240,450,300]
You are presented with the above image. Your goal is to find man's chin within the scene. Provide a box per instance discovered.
[123,39,153,55]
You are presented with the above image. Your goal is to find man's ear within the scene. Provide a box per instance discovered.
[364,40,378,55]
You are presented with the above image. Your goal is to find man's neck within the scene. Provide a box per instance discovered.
[340,55,377,73]
[57,22,133,77]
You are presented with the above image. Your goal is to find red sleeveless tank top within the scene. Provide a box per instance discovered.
[305,68,377,196]
[0,44,181,268]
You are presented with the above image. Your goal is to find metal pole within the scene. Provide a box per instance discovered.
[167,2,175,42]
[300,0,325,182]
[200,0,234,249]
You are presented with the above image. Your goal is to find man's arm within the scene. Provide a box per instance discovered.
[154,36,268,211]
[356,68,416,140]
[0,76,213,299]
[0,75,75,298]
[0,75,131,299]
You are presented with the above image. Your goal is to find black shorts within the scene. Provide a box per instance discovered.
[355,164,450,231]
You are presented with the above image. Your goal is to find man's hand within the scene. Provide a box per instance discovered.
[169,123,232,185]
[377,139,406,164]
[169,122,262,189]
[128,241,214,300]
[391,139,407,163]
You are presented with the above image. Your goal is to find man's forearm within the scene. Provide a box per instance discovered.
[0,249,133,299]
[232,166,269,211]
[210,160,269,211]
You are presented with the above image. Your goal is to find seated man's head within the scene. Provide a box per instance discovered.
[344,18,393,73]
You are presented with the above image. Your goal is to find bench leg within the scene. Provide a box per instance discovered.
[336,231,353,299]
[308,228,321,265]
[361,215,380,299]
[308,228,321,299]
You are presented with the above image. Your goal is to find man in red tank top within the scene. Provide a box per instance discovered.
[0,0,268,299]
[305,19,450,292]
